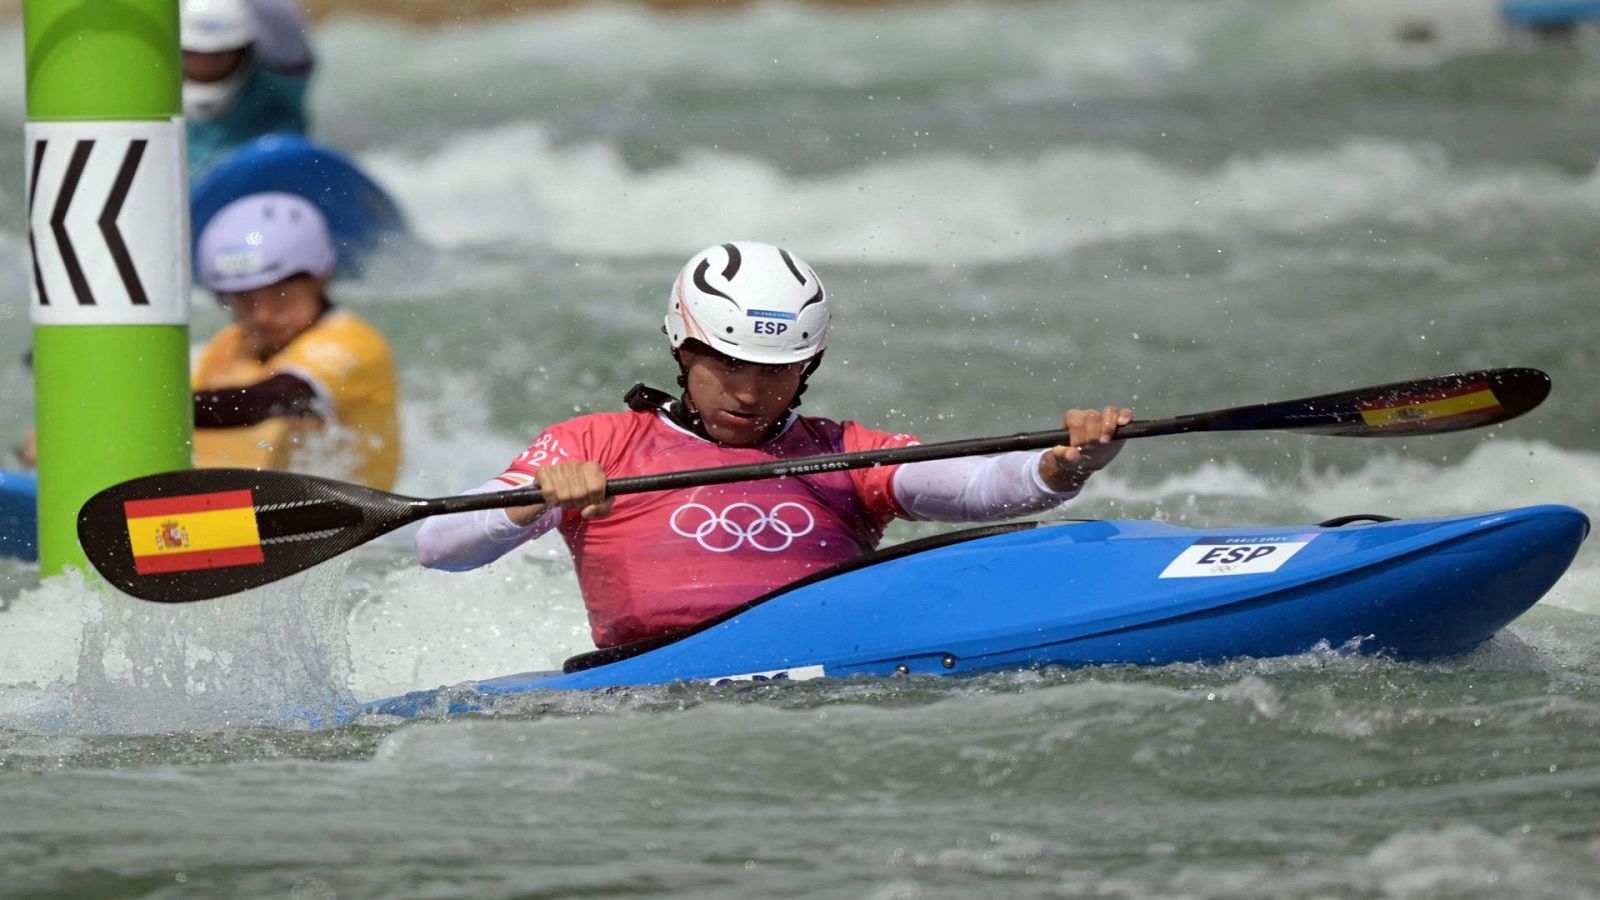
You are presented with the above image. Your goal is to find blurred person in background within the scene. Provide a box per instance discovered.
[190,192,401,490]
[182,0,315,174]
[15,194,399,488]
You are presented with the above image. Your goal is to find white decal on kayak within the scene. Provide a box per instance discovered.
[1159,535,1316,578]
[708,665,825,686]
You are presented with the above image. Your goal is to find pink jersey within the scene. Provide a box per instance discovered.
[497,410,919,647]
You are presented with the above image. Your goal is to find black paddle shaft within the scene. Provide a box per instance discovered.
[77,366,1549,602]
[432,365,1550,515]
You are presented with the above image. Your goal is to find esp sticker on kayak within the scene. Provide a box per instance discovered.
[708,665,826,686]
[1159,535,1316,578]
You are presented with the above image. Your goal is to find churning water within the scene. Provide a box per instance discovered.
[1,1,1599,896]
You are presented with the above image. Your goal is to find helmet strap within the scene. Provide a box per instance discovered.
[791,351,824,410]
[669,350,713,441]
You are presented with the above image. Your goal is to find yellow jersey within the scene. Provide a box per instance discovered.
[192,309,401,490]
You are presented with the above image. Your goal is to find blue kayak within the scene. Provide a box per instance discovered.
[0,469,37,563]
[364,504,1590,719]
[190,134,408,277]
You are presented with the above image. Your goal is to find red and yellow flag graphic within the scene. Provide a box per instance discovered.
[1357,381,1503,431]
[123,490,265,575]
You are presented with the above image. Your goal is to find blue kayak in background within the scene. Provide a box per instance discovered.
[190,134,408,277]
[1502,0,1600,27]
[0,470,38,563]
[363,504,1590,720]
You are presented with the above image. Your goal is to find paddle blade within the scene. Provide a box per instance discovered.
[77,469,424,603]
[1144,367,1551,439]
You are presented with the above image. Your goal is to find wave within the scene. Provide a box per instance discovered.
[1091,438,1600,522]
[311,0,1521,104]
[363,126,1600,264]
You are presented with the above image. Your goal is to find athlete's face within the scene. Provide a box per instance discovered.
[225,274,328,360]
[680,345,808,446]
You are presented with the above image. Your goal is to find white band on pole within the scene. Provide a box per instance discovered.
[25,118,190,326]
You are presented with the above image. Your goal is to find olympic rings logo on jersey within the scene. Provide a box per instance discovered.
[670,501,817,553]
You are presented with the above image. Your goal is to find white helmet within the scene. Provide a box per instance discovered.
[665,242,829,365]
[197,192,337,293]
[180,0,258,118]
[180,0,257,53]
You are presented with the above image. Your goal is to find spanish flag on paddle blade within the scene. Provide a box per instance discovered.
[1356,381,1504,431]
[123,490,265,575]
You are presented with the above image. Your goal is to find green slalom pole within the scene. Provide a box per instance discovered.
[24,0,193,575]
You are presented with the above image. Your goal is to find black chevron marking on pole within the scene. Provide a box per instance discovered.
[28,139,49,307]
[100,140,149,306]
[52,139,96,306]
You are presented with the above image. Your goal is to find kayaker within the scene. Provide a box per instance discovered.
[182,0,315,175]
[417,241,1131,649]
[191,192,401,490]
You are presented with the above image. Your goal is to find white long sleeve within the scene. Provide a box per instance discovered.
[891,450,1080,522]
[415,478,560,571]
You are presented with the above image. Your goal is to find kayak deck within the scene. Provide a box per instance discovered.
[363,505,1589,719]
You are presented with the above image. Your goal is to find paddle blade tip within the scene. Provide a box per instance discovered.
[1323,366,1552,437]
[72,468,390,604]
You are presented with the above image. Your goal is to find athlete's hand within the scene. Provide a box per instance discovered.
[17,430,36,469]
[507,461,614,525]
[1040,405,1132,492]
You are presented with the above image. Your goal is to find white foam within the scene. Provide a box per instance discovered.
[1090,439,1600,521]
[0,570,95,692]
[1301,439,1600,520]
[0,567,357,734]
[364,129,1600,265]
[345,544,590,700]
